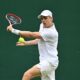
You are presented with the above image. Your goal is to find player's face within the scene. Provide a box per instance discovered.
[41,16,53,28]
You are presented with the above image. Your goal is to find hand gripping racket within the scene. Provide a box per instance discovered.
[6,13,22,25]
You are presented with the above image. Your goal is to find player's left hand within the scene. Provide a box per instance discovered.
[16,41,26,46]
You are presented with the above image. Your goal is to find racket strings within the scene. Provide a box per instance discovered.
[6,13,22,25]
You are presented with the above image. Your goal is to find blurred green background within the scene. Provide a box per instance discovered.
[0,0,80,80]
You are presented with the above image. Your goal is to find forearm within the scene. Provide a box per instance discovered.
[24,39,40,46]
[11,28,31,36]
[11,28,41,39]
[19,31,34,38]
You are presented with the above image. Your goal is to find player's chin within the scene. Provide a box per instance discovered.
[43,23,46,26]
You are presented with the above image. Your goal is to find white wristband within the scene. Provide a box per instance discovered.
[11,28,20,35]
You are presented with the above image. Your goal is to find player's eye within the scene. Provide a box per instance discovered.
[41,16,48,20]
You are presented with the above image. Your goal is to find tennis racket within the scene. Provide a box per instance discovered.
[6,13,22,25]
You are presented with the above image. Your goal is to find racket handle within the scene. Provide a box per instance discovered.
[8,21,12,25]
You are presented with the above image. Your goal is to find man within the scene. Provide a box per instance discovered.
[7,10,59,80]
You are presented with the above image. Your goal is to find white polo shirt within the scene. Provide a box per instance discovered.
[38,23,59,67]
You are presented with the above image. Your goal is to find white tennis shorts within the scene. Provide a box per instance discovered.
[36,60,58,80]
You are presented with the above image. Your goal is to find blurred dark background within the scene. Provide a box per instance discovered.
[0,0,80,80]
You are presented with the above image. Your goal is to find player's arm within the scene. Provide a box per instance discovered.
[16,39,40,46]
[7,24,42,39]
[19,31,42,39]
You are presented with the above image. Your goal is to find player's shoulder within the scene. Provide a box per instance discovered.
[40,23,43,27]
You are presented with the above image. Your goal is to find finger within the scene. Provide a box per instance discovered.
[16,43,24,46]
[16,42,23,46]
[7,26,10,31]
[7,27,9,31]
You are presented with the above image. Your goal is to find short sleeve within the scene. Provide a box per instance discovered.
[40,29,54,41]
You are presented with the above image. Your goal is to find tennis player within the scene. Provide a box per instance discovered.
[7,10,59,80]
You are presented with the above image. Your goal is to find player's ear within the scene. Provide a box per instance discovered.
[49,17,53,22]
[49,16,53,20]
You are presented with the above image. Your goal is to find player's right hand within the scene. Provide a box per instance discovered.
[7,24,13,32]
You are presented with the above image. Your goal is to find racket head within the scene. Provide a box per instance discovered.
[6,13,22,25]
